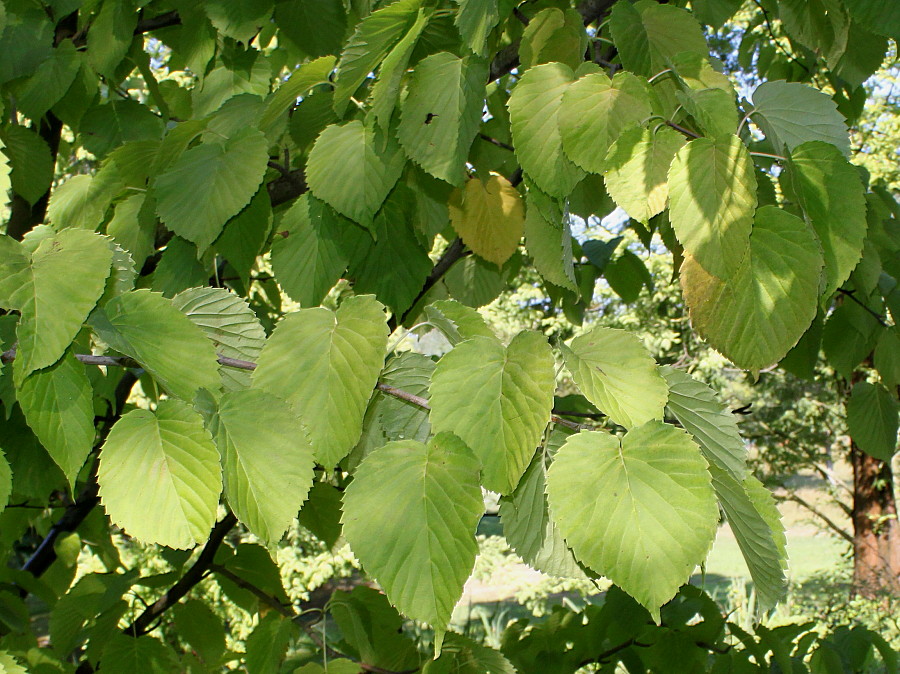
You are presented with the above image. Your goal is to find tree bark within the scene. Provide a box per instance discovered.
[850,442,900,598]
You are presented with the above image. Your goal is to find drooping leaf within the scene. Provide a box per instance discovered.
[98,400,222,549]
[667,135,757,279]
[750,80,851,157]
[171,287,267,392]
[519,7,587,72]
[397,52,488,185]
[681,206,823,372]
[524,187,577,292]
[499,454,587,579]
[449,173,524,267]
[560,326,668,428]
[271,194,352,308]
[16,350,94,490]
[423,299,495,346]
[306,120,406,227]
[847,382,899,462]
[508,62,585,198]
[547,423,719,620]
[252,295,388,466]
[259,55,336,134]
[213,187,273,285]
[209,389,316,544]
[342,433,482,648]
[559,71,652,174]
[153,128,269,254]
[454,0,500,56]
[788,141,867,298]
[875,328,900,389]
[87,0,137,78]
[297,482,344,549]
[661,366,747,481]
[822,300,882,380]
[90,289,222,401]
[150,237,207,298]
[430,332,554,494]
[0,124,54,206]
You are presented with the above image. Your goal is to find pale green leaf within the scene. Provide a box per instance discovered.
[192,60,271,119]
[788,140,867,298]
[499,454,587,579]
[681,205,823,372]
[661,366,747,481]
[667,135,757,279]
[106,194,154,271]
[0,140,8,212]
[154,128,269,254]
[90,289,222,400]
[260,55,336,135]
[519,7,587,72]
[333,0,424,116]
[16,350,94,489]
[559,71,652,174]
[603,126,686,223]
[508,62,585,198]
[708,466,786,611]
[676,87,737,138]
[423,299,495,346]
[1,124,54,205]
[10,229,112,379]
[560,326,668,428]
[449,174,524,267]
[209,389,316,544]
[0,651,28,674]
[98,400,221,548]
[342,433,483,645]
[171,287,266,392]
[430,332,554,494]
[47,172,120,231]
[397,52,488,185]
[252,295,388,466]
[750,80,850,157]
[547,424,718,619]
[306,120,406,226]
[847,382,899,462]
[454,0,500,56]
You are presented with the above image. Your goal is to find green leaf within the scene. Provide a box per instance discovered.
[209,389,315,544]
[842,0,900,40]
[508,62,585,198]
[847,382,899,462]
[333,0,425,116]
[47,172,120,231]
[172,599,226,668]
[271,194,351,308]
[297,482,343,548]
[171,287,266,392]
[306,120,406,226]
[605,249,652,303]
[423,299,495,345]
[342,432,482,646]
[449,174,524,267]
[16,350,94,489]
[423,632,516,674]
[98,400,221,548]
[547,424,718,620]
[519,7,587,72]
[1,124,54,205]
[676,86,737,138]
[608,0,708,77]
[750,80,851,157]
[454,0,500,56]
[204,0,274,43]
[667,135,757,279]
[245,613,294,674]
[661,366,747,481]
[154,128,268,254]
[499,454,587,578]
[875,328,900,389]
[275,0,346,58]
[100,634,178,673]
[214,186,272,285]
[16,39,81,122]
[788,141,867,298]
[149,237,207,298]
[0,449,12,515]
[87,0,137,78]
[691,0,743,28]
[430,332,554,494]
[778,0,849,68]
[78,100,165,159]
[9,229,112,379]
[252,295,389,466]
[708,466,786,611]
[397,52,487,185]
[259,55,336,135]
[822,300,882,380]
[603,126,686,223]
[559,71,652,174]
[524,187,577,292]
[681,205,823,372]
[0,141,8,212]
[560,326,668,428]
[90,289,222,401]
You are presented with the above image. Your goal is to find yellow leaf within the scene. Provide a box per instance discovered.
[449,173,524,267]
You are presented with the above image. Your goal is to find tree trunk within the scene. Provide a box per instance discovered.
[850,442,900,598]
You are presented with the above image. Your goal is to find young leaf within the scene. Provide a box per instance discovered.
[98,400,222,549]
[341,433,483,649]
[508,62,585,198]
[560,326,668,428]
[430,331,554,494]
[449,173,524,267]
[667,135,757,279]
[251,295,389,467]
[847,382,899,462]
[547,423,719,620]
[209,389,316,546]
[681,206,823,372]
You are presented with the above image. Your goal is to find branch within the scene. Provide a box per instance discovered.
[775,491,853,543]
[389,237,468,331]
[134,10,181,35]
